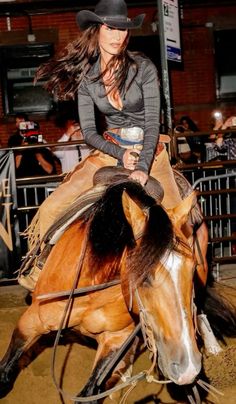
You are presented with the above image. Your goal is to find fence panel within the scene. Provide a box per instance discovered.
[16,177,62,257]
[191,168,236,280]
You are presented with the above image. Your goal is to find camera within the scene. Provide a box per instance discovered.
[19,121,43,143]
[19,121,36,131]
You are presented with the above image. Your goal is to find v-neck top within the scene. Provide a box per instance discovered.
[78,53,160,173]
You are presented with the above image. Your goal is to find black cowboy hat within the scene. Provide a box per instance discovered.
[76,0,145,31]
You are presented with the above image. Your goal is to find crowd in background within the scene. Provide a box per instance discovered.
[174,113,236,164]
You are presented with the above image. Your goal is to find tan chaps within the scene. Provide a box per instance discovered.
[37,148,182,241]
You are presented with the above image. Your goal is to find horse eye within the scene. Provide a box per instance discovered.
[143,275,152,287]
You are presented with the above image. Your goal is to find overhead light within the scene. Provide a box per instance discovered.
[205,22,214,28]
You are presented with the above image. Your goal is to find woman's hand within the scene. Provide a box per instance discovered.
[129,170,148,187]
[123,149,140,170]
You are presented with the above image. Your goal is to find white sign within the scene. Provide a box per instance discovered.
[163,0,182,62]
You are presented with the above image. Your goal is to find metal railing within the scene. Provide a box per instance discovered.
[16,175,64,256]
[172,129,236,279]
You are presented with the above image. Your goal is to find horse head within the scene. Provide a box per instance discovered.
[121,189,202,385]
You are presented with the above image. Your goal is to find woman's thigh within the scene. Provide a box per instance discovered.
[39,152,116,238]
[150,149,182,209]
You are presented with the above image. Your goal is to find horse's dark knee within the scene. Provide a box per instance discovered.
[0,329,26,397]
[76,351,119,404]
[0,364,19,398]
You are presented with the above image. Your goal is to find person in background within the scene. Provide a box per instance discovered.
[53,116,92,173]
[8,113,29,169]
[216,115,236,254]
[8,117,56,178]
[206,114,236,161]
[8,113,29,143]
[174,116,202,163]
[174,124,193,164]
[207,113,236,254]
[213,115,236,160]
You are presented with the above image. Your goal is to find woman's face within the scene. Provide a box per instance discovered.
[182,120,189,129]
[98,25,128,58]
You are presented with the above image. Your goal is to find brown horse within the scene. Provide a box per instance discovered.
[0,178,235,403]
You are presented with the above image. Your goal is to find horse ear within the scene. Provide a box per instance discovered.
[168,191,197,228]
[122,190,146,237]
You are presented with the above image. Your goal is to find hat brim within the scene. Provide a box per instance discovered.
[76,10,145,31]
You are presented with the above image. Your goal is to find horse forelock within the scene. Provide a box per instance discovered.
[85,180,157,280]
[124,203,176,288]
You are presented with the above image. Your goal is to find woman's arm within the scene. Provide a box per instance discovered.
[78,80,125,162]
[135,60,160,174]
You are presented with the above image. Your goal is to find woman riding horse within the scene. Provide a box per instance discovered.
[18,0,208,291]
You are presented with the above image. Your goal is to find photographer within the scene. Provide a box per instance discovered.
[8,119,56,178]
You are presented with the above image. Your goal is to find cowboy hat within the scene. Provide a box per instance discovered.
[76,0,145,31]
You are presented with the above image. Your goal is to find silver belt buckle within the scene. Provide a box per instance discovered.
[120,127,144,142]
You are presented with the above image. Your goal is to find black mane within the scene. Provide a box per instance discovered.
[89,180,156,256]
[79,180,174,282]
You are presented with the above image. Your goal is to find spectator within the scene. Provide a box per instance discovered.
[8,117,56,178]
[8,113,28,149]
[206,115,236,161]
[207,114,236,254]
[174,116,202,163]
[174,125,193,163]
[215,116,236,160]
[53,117,92,173]
[181,116,204,159]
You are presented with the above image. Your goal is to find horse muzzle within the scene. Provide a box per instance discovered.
[157,345,202,385]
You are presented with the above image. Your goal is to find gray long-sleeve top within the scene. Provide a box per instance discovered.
[78,53,160,173]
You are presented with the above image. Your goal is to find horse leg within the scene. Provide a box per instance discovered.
[191,223,221,354]
[197,314,222,355]
[0,304,49,397]
[77,325,137,404]
[181,220,208,290]
[195,221,208,287]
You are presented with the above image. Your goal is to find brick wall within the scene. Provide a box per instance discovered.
[171,4,236,129]
[0,4,236,147]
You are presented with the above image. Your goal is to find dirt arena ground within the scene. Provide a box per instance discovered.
[0,271,236,404]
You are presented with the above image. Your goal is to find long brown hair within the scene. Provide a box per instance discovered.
[35,25,139,100]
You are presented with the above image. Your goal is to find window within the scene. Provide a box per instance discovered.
[0,43,54,115]
[128,35,161,70]
[214,29,236,100]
